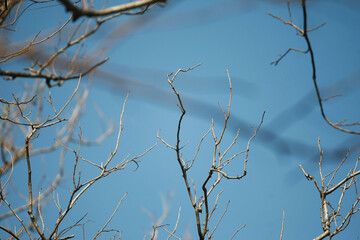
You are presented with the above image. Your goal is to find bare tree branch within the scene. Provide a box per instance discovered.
[58,0,166,21]
[300,139,360,240]
[160,65,263,239]
[268,0,360,134]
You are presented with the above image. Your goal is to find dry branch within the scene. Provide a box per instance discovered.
[268,0,360,134]
[58,0,166,21]
[159,65,263,240]
[299,138,360,240]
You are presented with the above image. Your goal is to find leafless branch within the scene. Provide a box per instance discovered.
[163,207,181,240]
[58,0,166,21]
[0,0,21,26]
[300,139,360,240]
[230,224,246,240]
[280,209,285,240]
[160,66,263,240]
[268,0,360,134]
[0,15,72,63]
[93,192,127,240]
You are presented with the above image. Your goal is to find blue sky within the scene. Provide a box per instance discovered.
[1,0,360,239]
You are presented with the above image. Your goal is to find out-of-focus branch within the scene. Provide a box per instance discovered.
[21,78,82,239]
[0,79,113,178]
[0,0,21,26]
[143,193,173,240]
[0,78,83,239]
[0,77,120,239]
[58,0,166,21]
[0,0,161,87]
[0,58,108,87]
[0,15,72,64]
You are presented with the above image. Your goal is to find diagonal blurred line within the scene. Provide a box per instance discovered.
[102,62,258,97]
[95,68,358,163]
[267,68,360,137]
[4,0,358,164]
[93,0,256,39]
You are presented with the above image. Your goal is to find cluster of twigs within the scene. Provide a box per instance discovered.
[0,77,157,239]
[1,0,360,239]
[1,0,164,238]
[157,65,264,239]
[266,1,360,239]
[299,138,360,240]
[0,0,166,87]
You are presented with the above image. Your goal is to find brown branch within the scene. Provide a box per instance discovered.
[163,206,181,240]
[0,225,21,240]
[162,66,263,240]
[209,200,229,239]
[93,192,127,239]
[0,194,32,239]
[0,15,72,63]
[280,209,285,240]
[301,140,360,240]
[269,0,360,134]
[58,0,166,21]
[300,0,360,134]
[0,0,21,26]
[47,91,155,238]
[230,224,246,240]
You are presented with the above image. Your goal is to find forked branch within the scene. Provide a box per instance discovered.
[299,138,360,240]
[268,0,360,134]
[159,65,263,239]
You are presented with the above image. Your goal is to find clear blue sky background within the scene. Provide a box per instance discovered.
[1,0,360,239]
